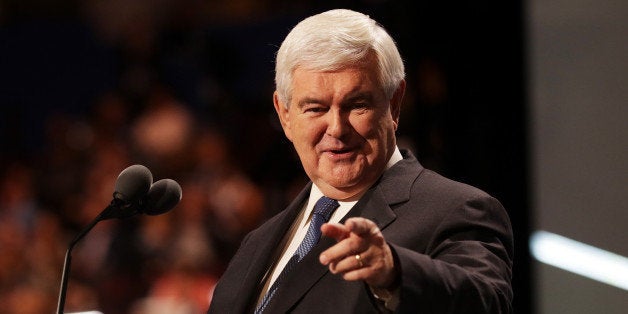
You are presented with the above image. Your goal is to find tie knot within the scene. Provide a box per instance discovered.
[313,196,339,221]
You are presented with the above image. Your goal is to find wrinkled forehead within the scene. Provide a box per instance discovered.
[292,53,383,89]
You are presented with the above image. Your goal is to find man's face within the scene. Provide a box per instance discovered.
[274,61,404,200]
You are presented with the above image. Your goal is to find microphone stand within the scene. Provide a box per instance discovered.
[56,199,139,314]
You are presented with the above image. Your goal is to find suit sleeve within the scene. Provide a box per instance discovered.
[391,194,514,314]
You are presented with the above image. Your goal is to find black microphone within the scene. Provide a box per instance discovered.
[56,165,181,314]
[114,164,153,204]
[142,178,183,216]
[102,164,154,220]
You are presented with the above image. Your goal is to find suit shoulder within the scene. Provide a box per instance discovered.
[415,169,496,201]
[406,168,509,224]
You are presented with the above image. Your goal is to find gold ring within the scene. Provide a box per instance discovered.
[355,254,364,268]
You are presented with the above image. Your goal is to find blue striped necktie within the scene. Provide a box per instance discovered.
[255,196,339,313]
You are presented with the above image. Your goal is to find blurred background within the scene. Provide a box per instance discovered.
[0,0,625,313]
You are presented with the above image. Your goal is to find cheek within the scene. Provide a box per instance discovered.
[355,116,395,156]
[351,114,384,140]
[294,119,325,142]
[291,123,322,160]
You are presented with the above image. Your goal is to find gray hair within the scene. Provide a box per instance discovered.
[275,9,405,107]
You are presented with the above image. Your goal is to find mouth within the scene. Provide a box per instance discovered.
[323,147,356,159]
[329,148,352,154]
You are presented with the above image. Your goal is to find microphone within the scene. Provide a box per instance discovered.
[143,178,183,216]
[114,164,153,204]
[102,164,154,220]
[56,165,182,314]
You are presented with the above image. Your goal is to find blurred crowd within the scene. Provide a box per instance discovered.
[0,1,322,313]
[0,88,299,313]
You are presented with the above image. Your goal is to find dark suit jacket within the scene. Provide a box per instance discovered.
[208,150,513,313]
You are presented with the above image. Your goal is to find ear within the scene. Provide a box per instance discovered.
[273,91,293,141]
[390,79,406,130]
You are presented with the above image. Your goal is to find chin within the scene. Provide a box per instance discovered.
[323,174,363,190]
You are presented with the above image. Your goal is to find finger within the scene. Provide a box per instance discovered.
[341,267,376,283]
[345,217,380,238]
[319,236,363,266]
[329,253,368,274]
[331,248,396,288]
[320,219,378,266]
[320,222,350,242]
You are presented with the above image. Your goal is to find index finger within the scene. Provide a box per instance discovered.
[345,217,380,238]
[321,222,350,242]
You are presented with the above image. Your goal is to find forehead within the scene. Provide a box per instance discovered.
[291,65,381,95]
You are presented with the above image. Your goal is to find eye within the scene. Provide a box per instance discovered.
[350,102,370,112]
[343,94,373,113]
[302,104,327,114]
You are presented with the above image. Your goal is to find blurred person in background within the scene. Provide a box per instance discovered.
[0,162,59,313]
[128,91,265,313]
[208,9,513,313]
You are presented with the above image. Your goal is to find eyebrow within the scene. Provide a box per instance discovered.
[344,92,373,103]
[296,91,375,107]
[296,97,325,109]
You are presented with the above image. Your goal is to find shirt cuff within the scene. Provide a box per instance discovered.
[370,285,400,312]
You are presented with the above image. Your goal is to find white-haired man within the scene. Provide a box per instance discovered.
[209,9,513,313]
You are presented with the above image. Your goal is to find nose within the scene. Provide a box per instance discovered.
[326,108,350,139]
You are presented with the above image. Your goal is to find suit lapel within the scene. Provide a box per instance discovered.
[231,183,312,312]
[342,149,422,232]
[264,234,336,313]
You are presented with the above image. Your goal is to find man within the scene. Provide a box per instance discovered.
[208,9,513,313]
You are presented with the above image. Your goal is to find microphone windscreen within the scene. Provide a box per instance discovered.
[144,179,182,215]
[114,165,153,203]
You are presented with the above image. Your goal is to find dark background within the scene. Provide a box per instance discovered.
[0,1,530,313]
